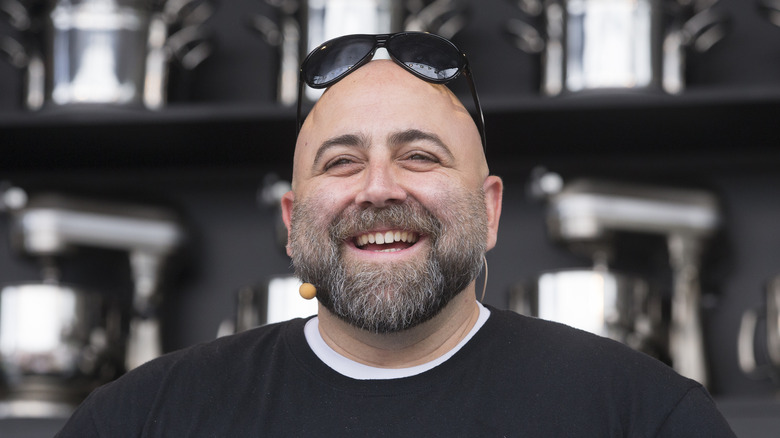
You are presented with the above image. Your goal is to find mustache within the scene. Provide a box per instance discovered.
[328,200,443,242]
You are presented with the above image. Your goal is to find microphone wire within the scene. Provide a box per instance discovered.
[480,254,488,303]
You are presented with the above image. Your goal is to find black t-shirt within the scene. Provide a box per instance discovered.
[56,306,735,437]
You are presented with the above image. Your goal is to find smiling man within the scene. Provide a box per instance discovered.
[56,32,735,437]
[282,59,502,368]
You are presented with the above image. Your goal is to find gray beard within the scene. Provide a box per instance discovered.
[289,191,487,334]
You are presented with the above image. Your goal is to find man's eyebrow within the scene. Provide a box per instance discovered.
[312,133,369,168]
[389,129,455,161]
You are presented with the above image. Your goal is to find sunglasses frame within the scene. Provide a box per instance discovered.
[296,32,486,151]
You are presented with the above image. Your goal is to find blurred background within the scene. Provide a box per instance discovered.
[2,0,780,435]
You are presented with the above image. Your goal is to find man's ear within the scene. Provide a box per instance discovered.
[483,176,503,251]
[280,190,295,257]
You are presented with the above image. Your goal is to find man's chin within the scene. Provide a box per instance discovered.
[334,310,432,335]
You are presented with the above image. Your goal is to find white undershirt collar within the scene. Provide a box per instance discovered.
[304,302,490,380]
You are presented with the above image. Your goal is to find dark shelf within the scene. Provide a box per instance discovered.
[0,103,298,172]
[486,87,780,169]
[3,87,780,172]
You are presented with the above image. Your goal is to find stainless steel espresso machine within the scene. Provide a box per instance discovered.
[250,0,472,105]
[514,170,721,388]
[217,175,318,338]
[504,0,729,95]
[0,0,214,110]
[0,184,185,418]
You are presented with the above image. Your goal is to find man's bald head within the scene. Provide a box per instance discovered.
[292,60,487,191]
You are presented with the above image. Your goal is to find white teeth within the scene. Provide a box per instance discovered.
[355,230,419,247]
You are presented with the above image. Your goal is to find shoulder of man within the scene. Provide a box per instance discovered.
[54,317,308,437]
[485,305,676,375]
[482,306,735,436]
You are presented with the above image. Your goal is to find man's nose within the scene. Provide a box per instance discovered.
[354,163,407,208]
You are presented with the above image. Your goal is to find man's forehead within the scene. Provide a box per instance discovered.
[298,62,465,141]
[307,61,460,119]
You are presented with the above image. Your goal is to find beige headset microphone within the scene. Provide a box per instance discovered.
[299,282,317,300]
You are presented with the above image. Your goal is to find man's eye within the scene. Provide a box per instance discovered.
[324,157,356,171]
[327,158,350,167]
[405,153,438,163]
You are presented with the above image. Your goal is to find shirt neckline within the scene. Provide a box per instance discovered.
[303,302,490,380]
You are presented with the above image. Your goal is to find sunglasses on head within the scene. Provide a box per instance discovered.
[297,31,486,151]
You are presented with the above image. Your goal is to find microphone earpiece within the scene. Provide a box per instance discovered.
[299,282,317,300]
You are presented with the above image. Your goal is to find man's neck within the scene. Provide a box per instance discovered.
[316,287,481,368]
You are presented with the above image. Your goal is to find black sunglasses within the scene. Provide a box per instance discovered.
[297,32,486,151]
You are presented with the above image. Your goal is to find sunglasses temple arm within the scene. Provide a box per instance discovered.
[463,64,486,151]
[296,74,305,132]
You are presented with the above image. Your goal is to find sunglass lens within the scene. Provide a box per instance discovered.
[387,33,462,82]
[304,35,377,87]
